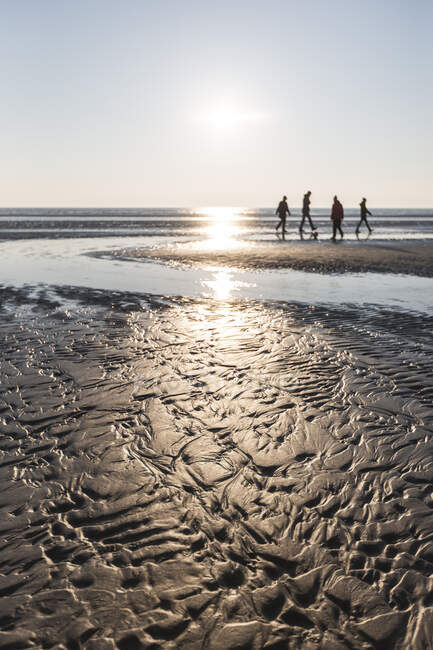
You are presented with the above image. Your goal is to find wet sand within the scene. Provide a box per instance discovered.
[1,284,433,649]
[116,240,433,276]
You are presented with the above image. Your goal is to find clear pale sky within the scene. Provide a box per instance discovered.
[1,0,432,207]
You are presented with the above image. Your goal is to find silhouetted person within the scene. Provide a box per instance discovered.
[299,191,317,234]
[356,197,373,235]
[331,195,344,241]
[276,195,290,237]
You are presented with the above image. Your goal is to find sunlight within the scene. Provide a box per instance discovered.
[207,106,244,129]
[198,105,268,131]
[187,302,250,345]
[202,270,236,300]
[201,269,255,302]
[202,221,242,250]
[192,206,244,250]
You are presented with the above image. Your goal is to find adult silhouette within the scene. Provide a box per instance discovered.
[331,195,344,241]
[356,197,373,235]
[276,195,290,237]
[299,191,317,234]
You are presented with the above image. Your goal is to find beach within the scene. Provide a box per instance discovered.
[3,0,432,644]
[1,211,433,648]
[110,240,433,276]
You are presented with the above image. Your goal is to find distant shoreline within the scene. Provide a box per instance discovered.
[1,207,433,214]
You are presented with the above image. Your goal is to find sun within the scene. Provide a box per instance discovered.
[199,103,267,131]
[207,106,243,129]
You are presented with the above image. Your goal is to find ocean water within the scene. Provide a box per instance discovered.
[1,207,433,240]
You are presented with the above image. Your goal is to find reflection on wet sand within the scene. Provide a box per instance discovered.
[1,285,433,648]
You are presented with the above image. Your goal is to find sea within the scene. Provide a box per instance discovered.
[1,207,433,240]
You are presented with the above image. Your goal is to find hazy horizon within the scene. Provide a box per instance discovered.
[1,204,433,211]
[1,0,432,208]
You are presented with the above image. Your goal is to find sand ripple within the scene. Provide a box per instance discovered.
[1,286,433,648]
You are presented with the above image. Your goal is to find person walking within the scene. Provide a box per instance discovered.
[331,195,344,241]
[356,197,373,235]
[299,190,317,235]
[275,195,290,237]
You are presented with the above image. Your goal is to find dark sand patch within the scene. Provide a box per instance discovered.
[1,285,433,648]
[108,240,433,276]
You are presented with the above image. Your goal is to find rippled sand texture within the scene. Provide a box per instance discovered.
[1,287,433,649]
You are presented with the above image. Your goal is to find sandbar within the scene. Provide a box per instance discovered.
[114,240,433,276]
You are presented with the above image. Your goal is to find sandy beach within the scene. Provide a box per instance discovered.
[1,213,433,649]
[114,240,433,277]
[1,278,433,649]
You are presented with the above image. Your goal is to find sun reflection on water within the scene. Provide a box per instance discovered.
[202,221,242,249]
[189,207,253,299]
[201,269,255,301]
[202,270,235,300]
[193,206,247,251]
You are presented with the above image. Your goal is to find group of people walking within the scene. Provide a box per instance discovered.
[276,192,373,240]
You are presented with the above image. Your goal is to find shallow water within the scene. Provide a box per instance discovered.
[1,236,433,314]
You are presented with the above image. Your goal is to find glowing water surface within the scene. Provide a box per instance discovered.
[0,235,432,314]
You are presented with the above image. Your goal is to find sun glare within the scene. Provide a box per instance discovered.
[201,269,254,301]
[193,206,245,250]
[199,104,267,131]
[203,221,241,249]
[207,107,242,129]
[203,270,235,300]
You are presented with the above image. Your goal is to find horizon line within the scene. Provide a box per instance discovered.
[1,205,433,211]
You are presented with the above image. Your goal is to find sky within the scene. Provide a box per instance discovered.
[0,0,432,207]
